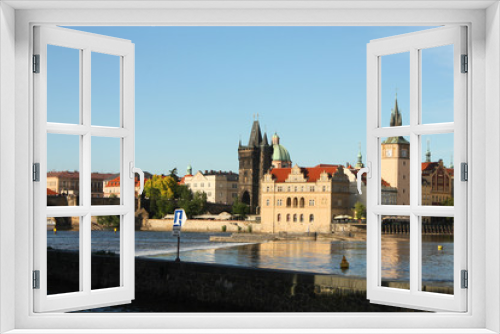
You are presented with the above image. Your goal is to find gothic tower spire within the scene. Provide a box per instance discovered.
[426,139,431,163]
[390,93,403,127]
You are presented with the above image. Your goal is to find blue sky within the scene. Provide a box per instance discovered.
[47,26,454,175]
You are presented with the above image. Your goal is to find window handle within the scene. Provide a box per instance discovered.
[129,162,145,195]
[356,162,371,195]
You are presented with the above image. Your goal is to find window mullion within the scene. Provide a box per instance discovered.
[81,47,92,294]
[409,47,420,294]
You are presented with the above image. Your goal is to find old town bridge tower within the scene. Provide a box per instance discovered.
[238,120,272,214]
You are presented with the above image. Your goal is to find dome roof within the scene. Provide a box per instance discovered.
[273,144,291,162]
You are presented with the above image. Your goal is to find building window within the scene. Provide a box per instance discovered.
[293,197,298,207]
[300,214,304,222]
[232,184,237,189]
[286,198,291,207]
[277,214,281,222]
[322,186,326,192]
[201,183,204,187]
[286,214,290,222]
[277,186,283,192]
[194,183,197,187]
[309,199,315,206]
[294,186,298,192]
[287,186,291,192]
[300,197,305,208]
[310,186,315,192]
[309,214,314,223]
[293,214,297,222]
[266,199,270,206]
[208,192,212,196]
[266,186,270,192]
[338,199,342,206]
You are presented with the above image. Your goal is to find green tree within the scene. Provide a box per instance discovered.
[97,215,120,228]
[354,201,366,219]
[144,175,179,218]
[178,190,207,218]
[441,197,454,206]
[232,198,250,220]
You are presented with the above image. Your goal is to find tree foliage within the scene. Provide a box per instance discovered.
[232,198,250,220]
[143,172,207,219]
[354,201,367,219]
[97,215,120,228]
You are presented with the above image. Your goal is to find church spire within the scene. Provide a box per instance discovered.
[425,139,431,163]
[262,132,269,146]
[390,93,403,127]
[355,142,364,169]
[248,119,262,147]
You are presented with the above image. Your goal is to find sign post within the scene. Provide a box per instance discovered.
[172,208,187,262]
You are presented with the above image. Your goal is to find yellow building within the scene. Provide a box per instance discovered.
[260,164,351,234]
[181,165,239,205]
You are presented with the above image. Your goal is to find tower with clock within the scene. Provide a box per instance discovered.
[381,95,410,205]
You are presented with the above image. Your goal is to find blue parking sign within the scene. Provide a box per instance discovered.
[173,208,187,227]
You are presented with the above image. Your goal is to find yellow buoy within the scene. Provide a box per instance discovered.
[340,255,349,269]
[114,228,117,234]
[438,245,443,251]
[53,228,57,235]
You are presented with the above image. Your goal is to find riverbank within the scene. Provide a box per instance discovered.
[47,250,451,312]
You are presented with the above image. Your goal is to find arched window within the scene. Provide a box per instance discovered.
[286,214,290,222]
[309,214,314,223]
[293,197,298,207]
[293,214,297,222]
[300,214,304,222]
[300,197,305,208]
[286,197,291,207]
[266,199,270,206]
[277,214,281,222]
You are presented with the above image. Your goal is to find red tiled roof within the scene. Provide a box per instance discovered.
[104,175,149,188]
[47,188,58,195]
[269,165,341,183]
[47,171,117,181]
[47,171,80,179]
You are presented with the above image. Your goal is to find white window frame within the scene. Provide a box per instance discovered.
[366,26,467,312]
[32,25,136,312]
[1,2,498,333]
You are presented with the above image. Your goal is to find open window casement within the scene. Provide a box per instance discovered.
[33,26,138,312]
[366,26,467,312]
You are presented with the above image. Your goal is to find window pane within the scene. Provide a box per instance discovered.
[47,45,80,124]
[47,133,80,206]
[91,137,121,205]
[381,52,410,127]
[47,216,80,295]
[380,136,410,205]
[421,45,454,124]
[421,133,454,206]
[421,216,454,295]
[381,215,410,290]
[92,216,121,290]
[91,52,121,127]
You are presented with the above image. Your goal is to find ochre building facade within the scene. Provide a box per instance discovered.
[260,164,351,234]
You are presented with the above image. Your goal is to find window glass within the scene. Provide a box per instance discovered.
[47,216,81,294]
[421,45,454,124]
[381,52,410,127]
[381,215,410,290]
[91,52,120,127]
[47,45,80,124]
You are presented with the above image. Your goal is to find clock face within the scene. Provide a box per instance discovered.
[386,149,393,157]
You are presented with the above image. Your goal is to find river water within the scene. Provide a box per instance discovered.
[47,230,454,285]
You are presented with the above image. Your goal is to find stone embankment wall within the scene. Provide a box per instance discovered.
[47,250,446,312]
[141,219,262,233]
